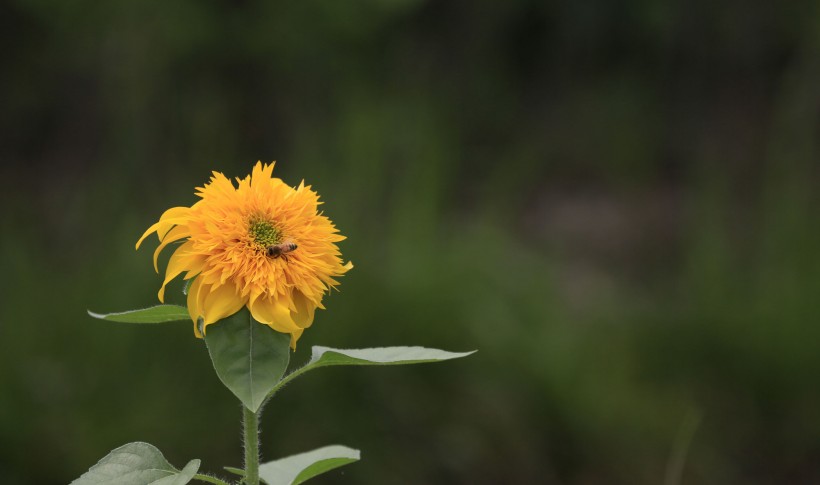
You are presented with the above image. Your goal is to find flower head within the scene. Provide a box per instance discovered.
[137,162,352,347]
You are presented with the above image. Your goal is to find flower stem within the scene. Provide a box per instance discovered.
[243,406,260,485]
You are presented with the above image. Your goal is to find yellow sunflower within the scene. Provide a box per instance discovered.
[136,162,352,348]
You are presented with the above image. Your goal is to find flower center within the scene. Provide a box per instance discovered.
[248,219,281,249]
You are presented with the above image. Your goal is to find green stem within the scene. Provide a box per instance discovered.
[243,406,260,485]
[263,362,323,403]
[193,474,231,485]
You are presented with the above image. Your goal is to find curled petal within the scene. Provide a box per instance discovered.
[291,290,316,329]
[187,277,205,337]
[288,329,304,349]
[158,241,194,303]
[250,295,301,348]
[202,283,246,328]
[153,225,190,273]
[135,206,190,249]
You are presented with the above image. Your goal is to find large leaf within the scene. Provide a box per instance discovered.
[87,305,190,324]
[204,308,291,412]
[309,346,476,367]
[70,442,199,485]
[258,445,360,485]
[267,346,475,399]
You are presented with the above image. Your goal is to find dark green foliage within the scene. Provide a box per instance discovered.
[1,1,819,484]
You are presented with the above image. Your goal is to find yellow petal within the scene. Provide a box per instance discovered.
[289,328,303,350]
[157,241,193,302]
[135,207,190,249]
[182,255,207,280]
[153,225,190,273]
[156,207,192,240]
[291,290,316,329]
[187,277,204,337]
[251,161,275,186]
[249,296,299,334]
[202,283,245,326]
[136,221,163,250]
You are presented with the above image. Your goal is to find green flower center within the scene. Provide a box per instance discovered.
[249,219,281,249]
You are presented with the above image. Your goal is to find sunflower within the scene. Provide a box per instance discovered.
[136,162,352,347]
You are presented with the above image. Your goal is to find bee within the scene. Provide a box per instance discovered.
[266,241,297,262]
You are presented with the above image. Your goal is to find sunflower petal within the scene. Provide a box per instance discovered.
[289,328,304,349]
[291,290,316,329]
[135,207,191,249]
[158,242,193,302]
[156,207,192,240]
[152,225,190,273]
[187,277,204,336]
[249,296,300,334]
[202,283,245,326]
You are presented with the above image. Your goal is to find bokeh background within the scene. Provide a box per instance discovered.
[1,1,819,484]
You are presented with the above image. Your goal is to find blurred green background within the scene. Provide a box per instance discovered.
[1,1,819,484]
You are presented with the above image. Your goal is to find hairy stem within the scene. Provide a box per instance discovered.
[243,406,260,485]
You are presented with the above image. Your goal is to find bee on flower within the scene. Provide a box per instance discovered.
[136,162,352,348]
[266,240,298,261]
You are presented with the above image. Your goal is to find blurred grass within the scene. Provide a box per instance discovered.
[1,1,820,484]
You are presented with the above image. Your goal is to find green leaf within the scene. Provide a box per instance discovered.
[70,442,200,485]
[222,467,244,478]
[204,308,291,412]
[308,346,476,367]
[266,346,475,400]
[258,445,360,485]
[87,305,190,324]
